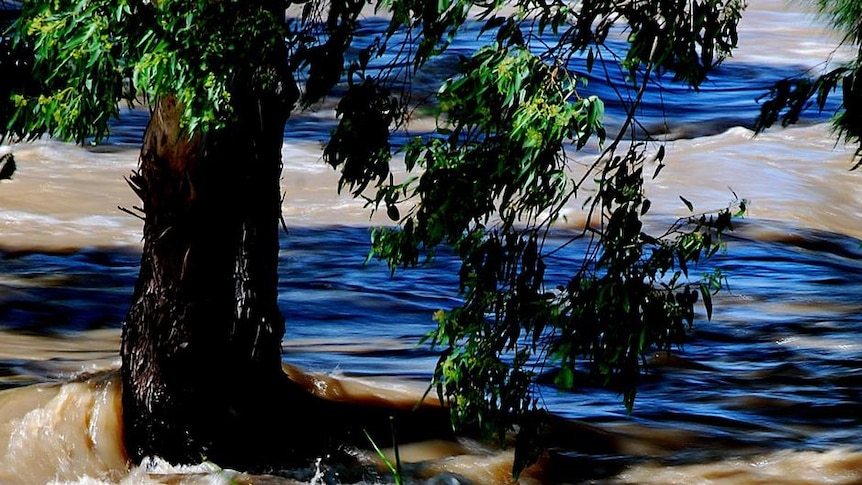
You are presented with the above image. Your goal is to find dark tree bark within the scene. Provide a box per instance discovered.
[118,17,317,463]
[119,92,455,469]
[120,95,296,466]
[118,3,456,469]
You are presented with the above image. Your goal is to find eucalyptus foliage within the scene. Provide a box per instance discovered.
[757,0,862,164]
[3,0,296,142]
[4,0,747,474]
[324,0,746,472]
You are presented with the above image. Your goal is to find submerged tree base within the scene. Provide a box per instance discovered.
[139,368,457,474]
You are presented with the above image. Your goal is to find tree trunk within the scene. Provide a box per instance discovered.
[118,4,455,467]
[120,85,316,466]
[119,93,455,470]
[116,3,324,467]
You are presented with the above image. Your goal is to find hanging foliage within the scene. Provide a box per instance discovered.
[3,0,748,475]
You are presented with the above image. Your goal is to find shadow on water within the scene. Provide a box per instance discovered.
[0,247,139,334]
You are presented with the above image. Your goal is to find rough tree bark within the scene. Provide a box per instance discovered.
[117,2,454,468]
[119,92,453,470]
[118,24,318,463]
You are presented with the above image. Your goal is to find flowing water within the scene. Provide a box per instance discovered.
[2,1,862,483]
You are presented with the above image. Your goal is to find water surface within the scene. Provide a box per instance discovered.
[1,2,862,484]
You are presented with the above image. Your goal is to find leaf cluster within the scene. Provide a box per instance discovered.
[4,0,131,142]
[618,0,743,88]
[317,0,747,476]
[4,0,296,143]
[480,0,743,88]
[367,45,603,250]
[367,45,605,458]
[550,147,737,413]
[132,0,290,133]
[756,0,862,164]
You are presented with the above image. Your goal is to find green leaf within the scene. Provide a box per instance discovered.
[699,282,714,320]
[554,367,575,389]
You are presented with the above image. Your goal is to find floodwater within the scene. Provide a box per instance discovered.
[2,1,862,483]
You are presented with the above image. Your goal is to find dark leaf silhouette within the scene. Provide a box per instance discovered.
[0,153,15,180]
